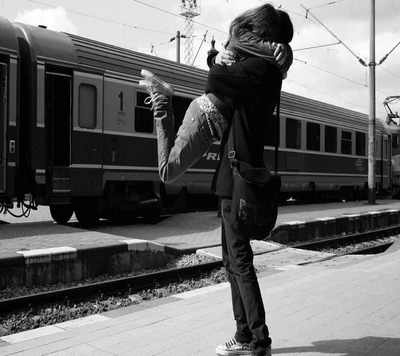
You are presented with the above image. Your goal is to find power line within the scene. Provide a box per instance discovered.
[293,57,392,98]
[28,0,229,53]
[28,0,175,36]
[378,66,400,82]
[301,4,368,66]
[26,0,398,116]
[294,42,340,52]
[285,77,386,117]
[307,0,345,11]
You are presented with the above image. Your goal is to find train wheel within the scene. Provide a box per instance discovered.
[74,198,100,227]
[50,204,74,224]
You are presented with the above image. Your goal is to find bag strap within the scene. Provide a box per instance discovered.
[228,82,282,173]
[227,116,237,168]
[274,84,281,173]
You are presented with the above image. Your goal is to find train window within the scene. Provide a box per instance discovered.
[264,115,279,147]
[135,91,154,133]
[325,126,337,153]
[356,132,366,156]
[341,130,352,155]
[79,84,97,129]
[306,122,320,151]
[393,135,399,148]
[286,118,301,149]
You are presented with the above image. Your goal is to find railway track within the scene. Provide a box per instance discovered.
[291,225,400,259]
[1,226,399,316]
[0,260,223,315]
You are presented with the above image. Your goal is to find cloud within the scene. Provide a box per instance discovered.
[13,7,78,34]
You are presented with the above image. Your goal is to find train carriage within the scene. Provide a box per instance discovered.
[270,92,392,201]
[0,17,393,226]
[12,21,215,226]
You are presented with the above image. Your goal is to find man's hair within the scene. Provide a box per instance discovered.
[229,3,294,44]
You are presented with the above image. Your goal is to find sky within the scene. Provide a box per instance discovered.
[4,0,400,119]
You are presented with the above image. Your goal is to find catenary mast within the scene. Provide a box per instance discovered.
[180,0,200,65]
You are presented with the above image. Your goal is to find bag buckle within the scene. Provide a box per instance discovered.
[228,150,236,167]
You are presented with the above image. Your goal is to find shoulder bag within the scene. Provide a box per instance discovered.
[228,93,281,240]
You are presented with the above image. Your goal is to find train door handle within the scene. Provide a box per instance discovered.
[9,140,15,154]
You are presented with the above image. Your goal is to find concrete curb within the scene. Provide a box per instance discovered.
[270,208,400,244]
[0,239,174,289]
[2,207,400,289]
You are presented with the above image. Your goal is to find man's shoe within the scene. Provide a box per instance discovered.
[215,338,251,355]
[139,69,174,97]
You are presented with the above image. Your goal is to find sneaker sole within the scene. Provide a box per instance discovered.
[215,348,251,356]
[140,69,174,95]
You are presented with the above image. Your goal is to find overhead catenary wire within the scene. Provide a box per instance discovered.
[26,0,399,115]
[285,77,387,117]
[28,0,174,36]
[294,42,340,52]
[191,30,208,67]
[294,58,368,89]
[306,0,345,11]
[300,2,400,67]
[293,57,392,111]
[300,4,368,67]
[378,66,400,82]
[378,41,400,65]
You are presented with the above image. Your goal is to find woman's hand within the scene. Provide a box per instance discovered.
[272,42,287,66]
[215,49,236,66]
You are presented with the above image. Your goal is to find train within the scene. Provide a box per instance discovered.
[0,16,398,226]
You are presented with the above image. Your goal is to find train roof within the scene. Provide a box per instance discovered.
[12,22,208,94]
[0,17,19,56]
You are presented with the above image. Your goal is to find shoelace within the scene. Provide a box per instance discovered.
[224,338,239,348]
[223,338,250,351]
[143,91,170,111]
[143,90,156,106]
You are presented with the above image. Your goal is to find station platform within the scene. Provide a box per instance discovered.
[1,232,400,355]
[1,199,400,289]
[1,199,400,255]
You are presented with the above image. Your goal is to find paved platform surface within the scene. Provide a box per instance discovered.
[1,199,400,255]
[1,234,399,355]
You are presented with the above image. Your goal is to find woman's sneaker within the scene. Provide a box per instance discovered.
[139,69,174,97]
[215,338,251,355]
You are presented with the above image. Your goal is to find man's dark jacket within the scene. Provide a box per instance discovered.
[205,55,282,198]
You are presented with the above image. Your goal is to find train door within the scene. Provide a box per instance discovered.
[45,69,72,201]
[0,63,6,194]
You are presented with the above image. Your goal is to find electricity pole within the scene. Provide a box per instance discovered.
[368,0,376,204]
[176,31,181,63]
[302,1,400,204]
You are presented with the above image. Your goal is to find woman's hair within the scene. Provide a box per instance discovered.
[229,3,294,44]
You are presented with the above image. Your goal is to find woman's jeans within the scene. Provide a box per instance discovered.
[153,95,217,184]
[221,198,272,356]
